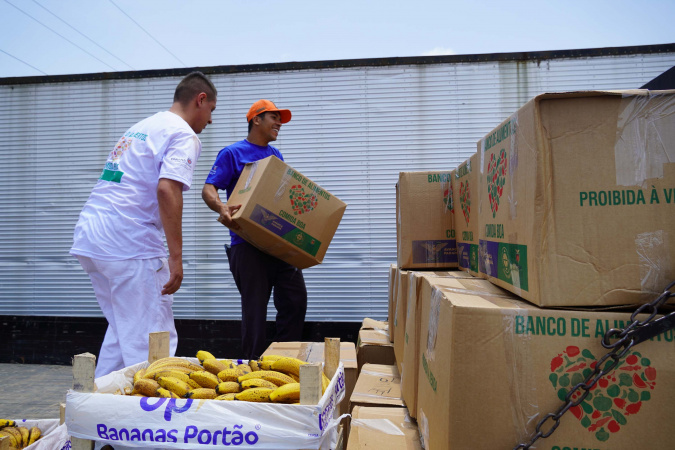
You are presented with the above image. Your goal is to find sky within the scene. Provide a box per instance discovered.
[0,0,674,79]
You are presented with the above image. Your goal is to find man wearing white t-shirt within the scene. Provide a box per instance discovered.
[70,71,217,377]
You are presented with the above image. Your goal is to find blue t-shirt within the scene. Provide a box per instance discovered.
[205,139,284,246]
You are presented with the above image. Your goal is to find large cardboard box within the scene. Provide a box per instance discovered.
[347,406,422,450]
[349,364,405,411]
[262,341,357,416]
[453,152,481,277]
[356,328,395,371]
[396,171,458,270]
[416,286,675,449]
[226,155,347,269]
[401,273,511,419]
[478,90,675,306]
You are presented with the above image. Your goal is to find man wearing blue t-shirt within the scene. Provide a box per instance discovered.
[202,99,307,359]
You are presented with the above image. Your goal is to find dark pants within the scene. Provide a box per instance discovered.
[226,241,308,359]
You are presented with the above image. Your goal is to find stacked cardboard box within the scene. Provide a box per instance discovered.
[477,91,675,306]
[387,90,675,449]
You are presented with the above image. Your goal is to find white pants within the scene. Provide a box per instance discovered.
[76,255,178,378]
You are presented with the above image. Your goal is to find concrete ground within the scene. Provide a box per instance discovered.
[0,363,72,419]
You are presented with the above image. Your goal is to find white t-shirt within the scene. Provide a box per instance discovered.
[70,111,201,260]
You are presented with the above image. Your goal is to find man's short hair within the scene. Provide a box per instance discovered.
[174,71,217,105]
[247,112,268,133]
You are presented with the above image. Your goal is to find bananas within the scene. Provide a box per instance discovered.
[196,350,216,364]
[119,350,332,405]
[215,381,241,395]
[240,378,278,390]
[189,371,220,389]
[270,382,301,403]
[186,388,217,399]
[238,370,296,386]
[0,420,16,429]
[157,376,192,398]
[270,357,307,377]
[235,388,273,402]
[0,424,42,449]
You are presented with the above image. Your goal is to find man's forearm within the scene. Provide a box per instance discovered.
[158,178,184,258]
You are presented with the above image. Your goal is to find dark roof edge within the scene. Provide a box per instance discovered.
[3,43,674,86]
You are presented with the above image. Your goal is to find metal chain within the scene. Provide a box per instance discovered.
[514,280,675,450]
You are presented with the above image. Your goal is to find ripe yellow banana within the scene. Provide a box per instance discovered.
[157,388,177,398]
[235,363,252,374]
[0,427,22,447]
[0,420,16,430]
[147,358,203,373]
[248,359,260,372]
[157,376,191,398]
[234,388,273,402]
[147,357,192,371]
[215,381,241,395]
[218,367,249,382]
[238,370,296,386]
[240,378,278,390]
[186,388,217,399]
[190,370,220,389]
[133,368,147,384]
[152,370,200,389]
[202,359,232,375]
[270,357,307,377]
[134,378,161,397]
[258,360,275,370]
[27,426,41,446]
[261,354,285,362]
[143,364,195,380]
[270,382,301,403]
[196,350,216,364]
[215,393,237,401]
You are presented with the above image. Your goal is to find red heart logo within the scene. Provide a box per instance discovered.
[486,149,507,218]
[288,185,318,215]
[549,346,656,443]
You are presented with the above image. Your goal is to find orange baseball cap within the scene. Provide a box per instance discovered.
[246,99,291,123]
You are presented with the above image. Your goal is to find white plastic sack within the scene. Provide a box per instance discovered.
[66,361,346,450]
[9,419,70,450]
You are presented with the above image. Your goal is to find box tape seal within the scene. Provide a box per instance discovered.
[351,419,405,436]
[275,165,293,202]
[615,92,674,187]
[636,230,671,294]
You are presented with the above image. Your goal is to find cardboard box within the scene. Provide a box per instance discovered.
[388,264,400,343]
[393,269,410,373]
[349,364,405,411]
[478,90,675,306]
[356,328,395,371]
[396,171,458,270]
[401,273,510,418]
[416,286,675,449]
[226,155,347,269]
[347,406,422,450]
[453,152,481,277]
[262,341,357,416]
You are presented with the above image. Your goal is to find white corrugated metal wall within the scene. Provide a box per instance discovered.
[1,49,673,320]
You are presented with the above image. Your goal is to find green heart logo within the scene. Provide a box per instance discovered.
[486,149,507,218]
[549,346,656,442]
[289,185,318,215]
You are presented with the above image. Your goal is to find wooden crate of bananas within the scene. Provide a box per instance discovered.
[0,419,69,450]
[64,350,346,449]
